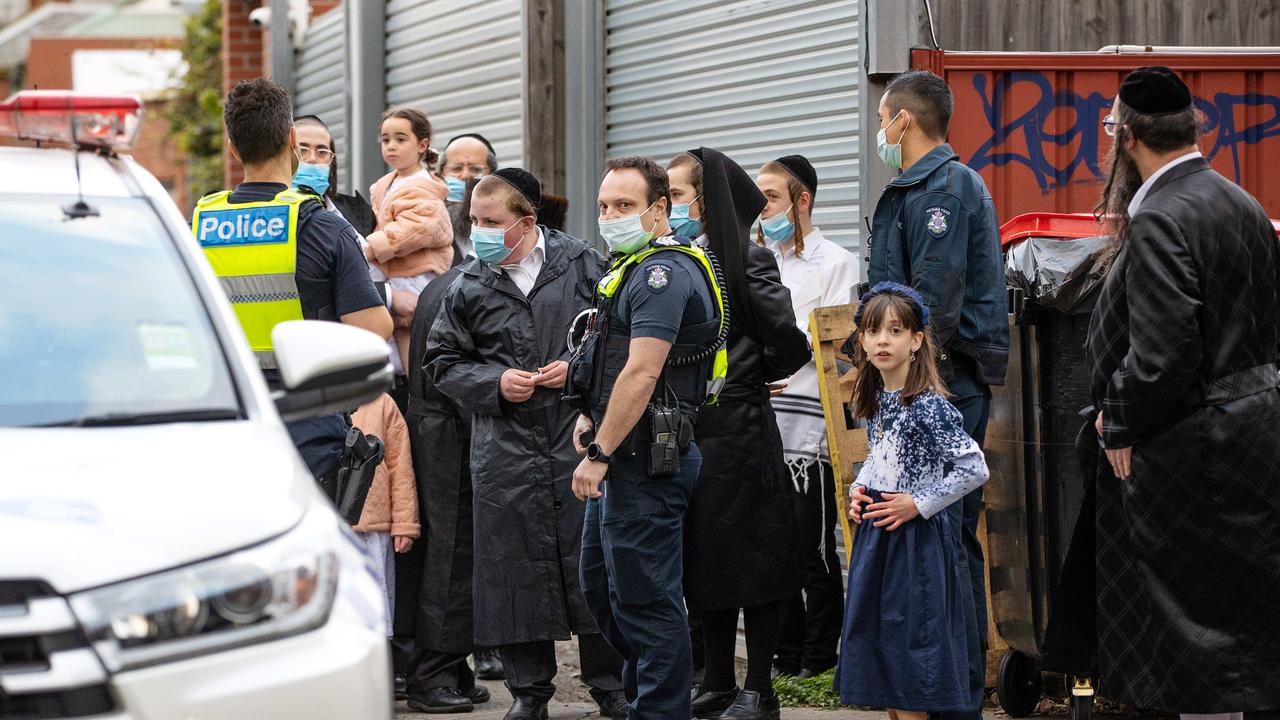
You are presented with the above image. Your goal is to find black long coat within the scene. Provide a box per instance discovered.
[1086,157,1280,713]
[405,265,474,654]
[425,229,608,646]
[683,148,812,610]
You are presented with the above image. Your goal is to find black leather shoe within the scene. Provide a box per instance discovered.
[473,648,506,680]
[463,685,491,704]
[394,674,408,700]
[503,696,549,720]
[770,665,798,680]
[595,690,629,718]
[406,687,474,714]
[797,668,816,679]
[691,684,741,719]
[719,689,781,720]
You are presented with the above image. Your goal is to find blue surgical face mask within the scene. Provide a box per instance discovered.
[669,200,702,238]
[598,202,657,255]
[471,219,525,265]
[292,162,331,197]
[445,175,466,203]
[877,110,907,170]
[760,206,795,245]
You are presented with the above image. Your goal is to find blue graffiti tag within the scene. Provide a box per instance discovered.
[966,72,1280,192]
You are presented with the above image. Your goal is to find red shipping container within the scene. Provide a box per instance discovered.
[912,49,1280,223]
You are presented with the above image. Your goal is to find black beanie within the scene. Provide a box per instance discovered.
[1118,66,1193,115]
[446,132,497,155]
[492,167,541,209]
[773,154,818,196]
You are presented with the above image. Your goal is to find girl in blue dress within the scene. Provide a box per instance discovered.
[833,282,989,719]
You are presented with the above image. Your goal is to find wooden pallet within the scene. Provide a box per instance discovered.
[809,303,867,565]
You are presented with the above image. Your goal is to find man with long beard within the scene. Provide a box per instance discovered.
[1086,66,1280,719]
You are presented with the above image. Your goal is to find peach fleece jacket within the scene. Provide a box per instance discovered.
[351,393,420,537]
[367,170,455,278]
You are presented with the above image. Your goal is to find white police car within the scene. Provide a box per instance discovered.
[0,92,393,718]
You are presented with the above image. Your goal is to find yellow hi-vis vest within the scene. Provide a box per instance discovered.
[596,239,729,404]
[192,188,311,369]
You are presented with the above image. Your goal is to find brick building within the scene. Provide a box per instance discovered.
[24,35,186,207]
[221,0,339,188]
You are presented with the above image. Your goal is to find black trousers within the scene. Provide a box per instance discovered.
[499,634,623,702]
[775,459,845,674]
[406,649,475,695]
[933,363,991,720]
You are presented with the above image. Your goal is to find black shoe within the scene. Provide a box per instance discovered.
[595,690,629,718]
[473,648,505,681]
[463,685,491,704]
[797,668,816,679]
[719,689,781,720]
[691,684,741,719]
[503,696,549,720]
[394,674,408,700]
[406,687,474,714]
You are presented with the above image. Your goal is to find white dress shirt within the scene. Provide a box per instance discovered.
[499,228,546,296]
[1127,150,1203,217]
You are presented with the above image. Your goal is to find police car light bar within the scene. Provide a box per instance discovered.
[0,91,143,150]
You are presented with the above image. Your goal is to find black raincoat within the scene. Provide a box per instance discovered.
[1087,157,1280,712]
[404,266,474,654]
[425,228,609,646]
[682,147,812,610]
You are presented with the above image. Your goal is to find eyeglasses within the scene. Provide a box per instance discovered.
[1102,116,1120,137]
[297,144,334,164]
[443,163,488,176]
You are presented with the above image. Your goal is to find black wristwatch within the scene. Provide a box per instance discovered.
[586,442,612,464]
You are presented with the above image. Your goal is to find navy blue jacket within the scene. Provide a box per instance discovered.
[867,144,1009,386]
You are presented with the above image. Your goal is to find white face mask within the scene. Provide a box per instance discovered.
[598,202,657,255]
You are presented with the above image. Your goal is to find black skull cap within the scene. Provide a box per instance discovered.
[446,132,497,155]
[1118,66,1193,114]
[773,154,818,196]
[492,167,541,209]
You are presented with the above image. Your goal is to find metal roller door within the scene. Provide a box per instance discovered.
[294,6,350,192]
[604,0,861,255]
[384,0,524,169]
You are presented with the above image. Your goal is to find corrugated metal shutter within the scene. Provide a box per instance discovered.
[604,0,861,255]
[294,6,350,192]
[384,0,524,169]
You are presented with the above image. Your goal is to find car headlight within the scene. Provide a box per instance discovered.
[69,503,340,673]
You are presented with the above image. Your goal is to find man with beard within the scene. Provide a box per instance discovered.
[440,133,499,262]
[864,69,1008,720]
[1086,66,1280,719]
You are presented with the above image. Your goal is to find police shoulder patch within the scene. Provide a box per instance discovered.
[645,263,672,292]
[925,206,952,238]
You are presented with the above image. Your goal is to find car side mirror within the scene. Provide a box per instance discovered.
[271,320,393,421]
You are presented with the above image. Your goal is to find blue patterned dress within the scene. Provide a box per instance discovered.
[834,389,989,711]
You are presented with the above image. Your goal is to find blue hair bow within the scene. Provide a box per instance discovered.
[853,281,931,328]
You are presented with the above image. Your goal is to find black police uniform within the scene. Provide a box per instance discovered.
[572,236,720,719]
[227,182,385,477]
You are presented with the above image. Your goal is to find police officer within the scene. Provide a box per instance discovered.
[865,69,1009,720]
[193,78,393,479]
[570,156,727,720]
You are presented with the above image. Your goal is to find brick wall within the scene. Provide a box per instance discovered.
[222,2,267,187]
[220,1,345,187]
[24,37,188,210]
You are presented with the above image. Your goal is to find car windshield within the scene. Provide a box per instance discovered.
[0,195,240,427]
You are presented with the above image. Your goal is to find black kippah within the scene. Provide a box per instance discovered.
[446,132,496,155]
[492,167,541,208]
[1118,66,1192,114]
[773,154,818,195]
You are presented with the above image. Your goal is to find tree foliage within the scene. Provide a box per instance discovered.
[166,0,223,208]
